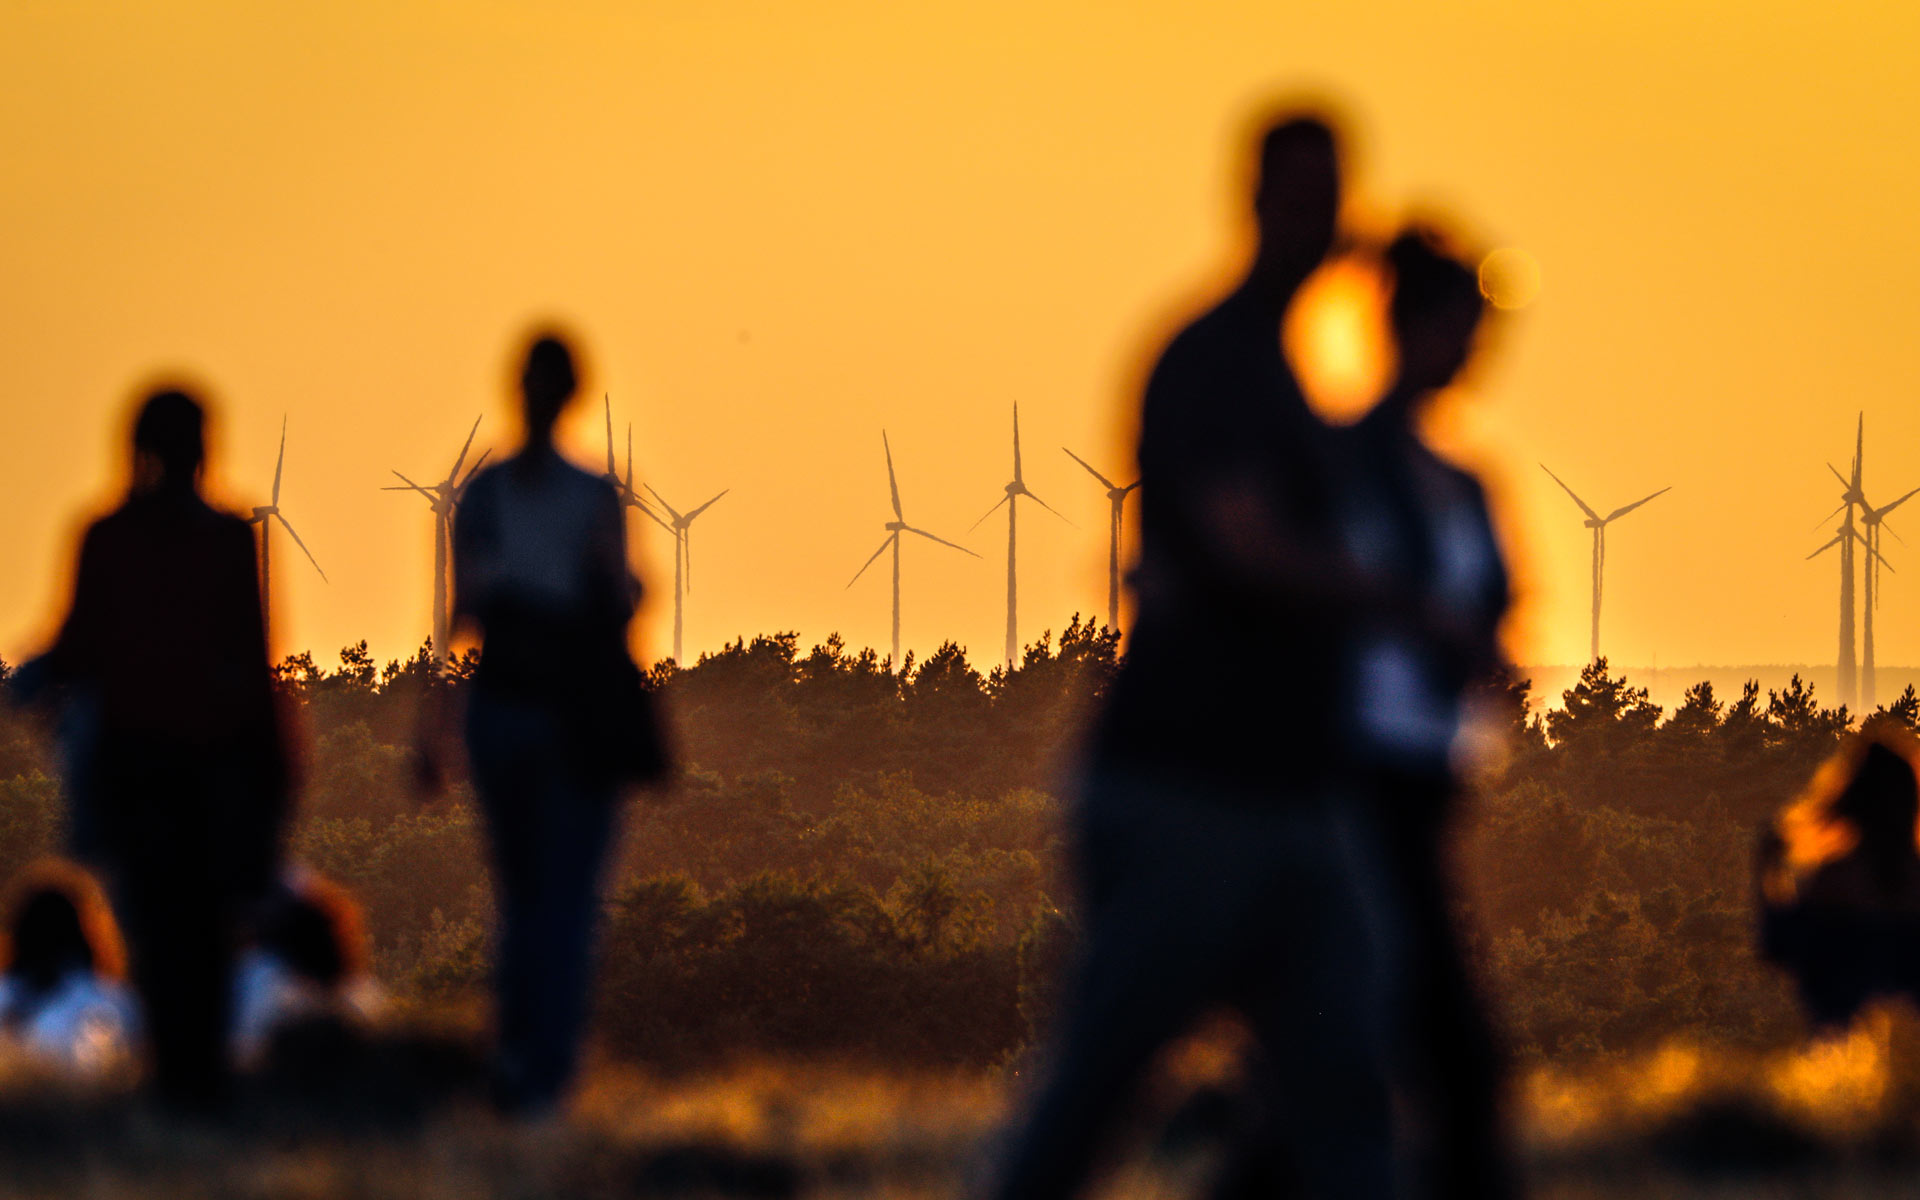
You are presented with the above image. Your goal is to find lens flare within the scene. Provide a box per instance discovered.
[1478,247,1542,310]
[1285,252,1393,425]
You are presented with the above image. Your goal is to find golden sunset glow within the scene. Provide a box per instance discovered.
[6,2,1920,686]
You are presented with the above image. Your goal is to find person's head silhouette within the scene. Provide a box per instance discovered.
[1,861,125,991]
[1250,115,1342,288]
[131,388,206,495]
[1384,226,1488,404]
[519,333,579,448]
[1833,740,1920,855]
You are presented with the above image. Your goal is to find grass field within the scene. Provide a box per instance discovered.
[3,1014,1920,1198]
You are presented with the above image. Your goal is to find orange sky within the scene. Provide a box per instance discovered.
[5,1,1920,694]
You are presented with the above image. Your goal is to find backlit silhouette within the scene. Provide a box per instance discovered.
[1808,414,1914,709]
[970,404,1072,670]
[848,431,979,672]
[1060,447,1139,631]
[247,415,328,647]
[384,416,489,667]
[1539,464,1668,665]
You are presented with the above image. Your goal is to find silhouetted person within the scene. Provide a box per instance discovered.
[1761,734,1920,1027]
[1339,228,1515,1200]
[26,387,288,1108]
[0,860,141,1078]
[985,113,1401,1200]
[452,331,659,1116]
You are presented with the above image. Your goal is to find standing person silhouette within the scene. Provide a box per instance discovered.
[27,387,288,1110]
[451,331,659,1116]
[1338,228,1515,1200]
[984,113,1402,1200]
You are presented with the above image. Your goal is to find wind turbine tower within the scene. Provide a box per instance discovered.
[848,431,979,671]
[1061,447,1139,632]
[1811,414,1910,709]
[642,481,729,666]
[972,405,1071,670]
[248,415,327,647]
[384,417,488,667]
[1540,465,1670,665]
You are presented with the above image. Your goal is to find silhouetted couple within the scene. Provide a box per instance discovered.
[986,112,1515,1200]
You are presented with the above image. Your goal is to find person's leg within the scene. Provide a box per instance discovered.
[467,695,544,1108]
[1233,801,1400,1200]
[985,775,1228,1200]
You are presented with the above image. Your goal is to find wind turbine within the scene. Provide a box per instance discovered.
[384,416,488,667]
[642,481,729,666]
[248,415,327,648]
[972,404,1073,670]
[1061,447,1139,632]
[1812,414,1912,708]
[1539,465,1670,665]
[848,431,979,672]
[603,395,671,534]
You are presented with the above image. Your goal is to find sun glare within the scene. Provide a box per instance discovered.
[1478,247,1542,310]
[1285,253,1394,426]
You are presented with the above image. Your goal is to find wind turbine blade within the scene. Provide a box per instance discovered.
[1854,412,1864,489]
[1012,404,1023,485]
[1807,535,1843,560]
[455,449,492,501]
[629,495,674,533]
[273,513,328,582]
[685,488,728,521]
[1062,446,1115,490]
[448,415,482,485]
[1875,486,1920,520]
[1811,502,1847,532]
[387,471,436,502]
[883,431,903,521]
[1604,486,1671,523]
[1121,479,1141,494]
[904,526,983,558]
[847,534,896,587]
[1885,519,1908,548]
[968,494,1010,533]
[642,483,685,523]
[1538,464,1600,522]
[1828,462,1852,492]
[1025,489,1077,527]
[604,395,617,478]
[272,415,287,506]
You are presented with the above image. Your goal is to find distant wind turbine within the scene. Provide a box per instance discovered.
[384,416,488,667]
[1540,464,1670,665]
[848,431,979,672]
[1810,414,1910,708]
[642,481,729,667]
[603,395,671,534]
[248,415,327,648]
[971,405,1073,670]
[1061,447,1139,632]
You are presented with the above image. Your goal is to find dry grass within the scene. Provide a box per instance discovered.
[1,1016,1920,1198]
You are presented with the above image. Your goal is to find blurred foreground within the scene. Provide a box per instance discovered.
[3,1012,1920,1198]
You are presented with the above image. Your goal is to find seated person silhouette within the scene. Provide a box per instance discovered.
[0,860,142,1079]
[231,869,384,1071]
[1760,732,1920,1028]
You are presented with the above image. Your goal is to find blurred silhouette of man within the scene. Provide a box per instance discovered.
[452,331,656,1116]
[985,113,1402,1200]
[1338,228,1515,1200]
[27,387,288,1109]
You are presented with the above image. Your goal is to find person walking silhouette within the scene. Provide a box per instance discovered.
[984,112,1402,1200]
[451,331,663,1116]
[25,386,289,1109]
